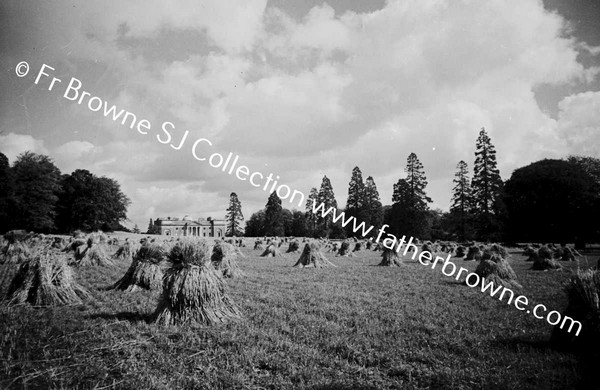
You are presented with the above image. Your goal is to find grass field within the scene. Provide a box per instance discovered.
[0,236,597,389]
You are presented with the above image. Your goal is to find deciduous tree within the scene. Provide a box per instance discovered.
[11,152,62,232]
[56,169,130,232]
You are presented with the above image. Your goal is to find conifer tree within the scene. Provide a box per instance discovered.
[345,166,365,236]
[361,176,383,234]
[405,152,432,210]
[346,166,364,213]
[317,176,338,237]
[471,128,504,239]
[264,191,284,236]
[147,218,155,234]
[389,153,432,238]
[225,192,244,237]
[305,187,318,237]
[450,160,473,241]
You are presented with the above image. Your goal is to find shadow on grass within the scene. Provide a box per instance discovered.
[439,279,466,287]
[490,335,553,352]
[312,385,379,390]
[86,311,152,323]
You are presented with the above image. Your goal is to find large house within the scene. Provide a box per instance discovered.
[153,216,226,238]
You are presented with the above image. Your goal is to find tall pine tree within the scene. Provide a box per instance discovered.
[305,187,318,237]
[225,192,244,236]
[450,160,473,241]
[471,128,503,239]
[345,166,365,237]
[316,176,338,238]
[405,152,432,210]
[360,176,383,235]
[147,218,156,234]
[388,153,432,238]
[264,191,284,236]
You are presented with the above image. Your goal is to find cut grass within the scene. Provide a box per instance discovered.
[0,243,591,389]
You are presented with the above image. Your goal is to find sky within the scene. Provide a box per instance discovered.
[1,0,599,230]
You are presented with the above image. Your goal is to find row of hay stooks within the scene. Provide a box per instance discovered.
[0,230,598,350]
[0,230,244,325]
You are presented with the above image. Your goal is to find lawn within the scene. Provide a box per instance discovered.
[0,237,594,389]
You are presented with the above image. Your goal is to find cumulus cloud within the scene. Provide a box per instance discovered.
[0,133,48,163]
[556,91,600,157]
[2,0,599,226]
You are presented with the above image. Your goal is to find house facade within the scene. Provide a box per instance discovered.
[153,216,226,238]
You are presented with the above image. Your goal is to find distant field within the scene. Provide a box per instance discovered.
[0,236,596,389]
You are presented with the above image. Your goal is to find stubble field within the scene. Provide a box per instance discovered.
[0,235,595,389]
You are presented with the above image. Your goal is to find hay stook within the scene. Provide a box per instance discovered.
[530,246,562,271]
[211,241,244,278]
[73,233,114,267]
[151,238,241,326]
[337,241,354,257]
[474,253,522,289]
[378,245,404,266]
[293,242,336,268]
[6,249,92,306]
[111,243,165,292]
[550,269,600,352]
[261,244,283,258]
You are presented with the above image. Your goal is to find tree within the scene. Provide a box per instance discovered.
[471,128,504,239]
[405,152,433,210]
[388,153,432,238]
[0,152,14,233]
[56,169,130,232]
[345,167,365,236]
[568,156,600,185]
[388,178,411,236]
[291,210,308,237]
[11,152,62,232]
[449,160,474,241]
[282,208,294,236]
[264,192,284,236]
[225,192,244,237]
[504,158,600,244]
[245,210,265,237]
[427,209,451,241]
[360,176,384,235]
[146,219,156,234]
[132,224,140,234]
[305,187,318,237]
[316,176,338,238]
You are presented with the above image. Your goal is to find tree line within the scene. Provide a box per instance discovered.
[236,128,600,245]
[0,151,130,233]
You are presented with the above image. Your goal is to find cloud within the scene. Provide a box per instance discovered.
[556,91,600,157]
[2,0,600,227]
[0,133,48,163]
[54,140,95,161]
